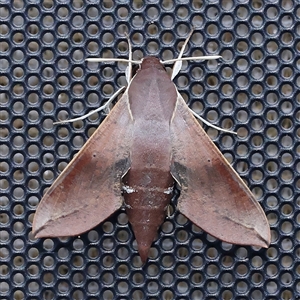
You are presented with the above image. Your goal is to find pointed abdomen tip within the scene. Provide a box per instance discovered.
[138,244,150,264]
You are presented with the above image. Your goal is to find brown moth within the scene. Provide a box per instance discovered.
[32,32,270,263]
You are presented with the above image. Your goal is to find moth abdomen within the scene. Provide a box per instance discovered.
[123,180,174,263]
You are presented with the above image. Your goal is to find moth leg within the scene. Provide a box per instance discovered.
[165,204,172,218]
[54,86,126,125]
[188,104,237,135]
[169,29,234,134]
[124,32,133,83]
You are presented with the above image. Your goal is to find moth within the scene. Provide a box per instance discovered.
[33,32,270,263]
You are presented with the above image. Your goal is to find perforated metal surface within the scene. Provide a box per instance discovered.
[1,1,299,299]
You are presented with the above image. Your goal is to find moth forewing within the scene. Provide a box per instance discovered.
[169,93,270,248]
[32,90,133,238]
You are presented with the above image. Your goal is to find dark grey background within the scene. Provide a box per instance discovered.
[1,1,299,299]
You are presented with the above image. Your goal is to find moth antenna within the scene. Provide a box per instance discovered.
[189,107,237,135]
[53,86,126,125]
[171,29,194,80]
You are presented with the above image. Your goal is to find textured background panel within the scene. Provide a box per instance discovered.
[0,1,299,299]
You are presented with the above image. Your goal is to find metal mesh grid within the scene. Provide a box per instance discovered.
[1,0,299,299]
